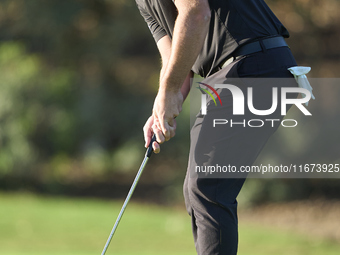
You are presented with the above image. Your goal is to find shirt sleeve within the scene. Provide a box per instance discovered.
[136,3,167,43]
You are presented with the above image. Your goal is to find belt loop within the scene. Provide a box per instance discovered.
[259,39,267,53]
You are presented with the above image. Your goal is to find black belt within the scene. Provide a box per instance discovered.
[218,36,289,70]
[234,36,288,57]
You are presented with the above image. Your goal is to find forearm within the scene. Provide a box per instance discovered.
[158,37,193,102]
[161,64,192,101]
[181,71,193,101]
[160,1,210,92]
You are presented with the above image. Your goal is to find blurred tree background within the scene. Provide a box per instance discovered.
[0,0,339,205]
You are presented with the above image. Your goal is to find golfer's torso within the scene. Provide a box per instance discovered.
[136,0,289,77]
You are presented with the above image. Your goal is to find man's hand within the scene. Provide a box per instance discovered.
[143,115,161,153]
[143,88,182,154]
[143,116,177,154]
[153,87,183,141]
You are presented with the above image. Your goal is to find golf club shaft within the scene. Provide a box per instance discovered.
[101,135,156,255]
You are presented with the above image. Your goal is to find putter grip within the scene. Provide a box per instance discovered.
[146,134,157,158]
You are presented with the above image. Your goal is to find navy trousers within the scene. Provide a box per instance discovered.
[183,46,298,255]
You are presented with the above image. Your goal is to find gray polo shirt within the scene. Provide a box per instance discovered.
[135,0,289,77]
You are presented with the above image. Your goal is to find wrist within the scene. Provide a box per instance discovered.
[159,81,181,94]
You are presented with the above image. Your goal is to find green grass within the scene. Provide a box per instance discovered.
[0,193,339,255]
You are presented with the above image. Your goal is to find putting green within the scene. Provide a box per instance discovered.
[0,193,339,255]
